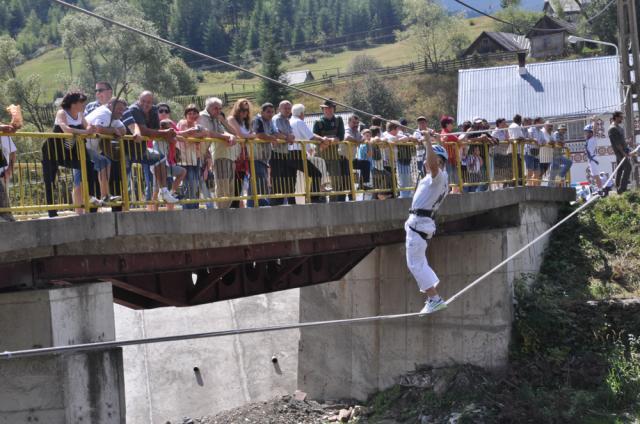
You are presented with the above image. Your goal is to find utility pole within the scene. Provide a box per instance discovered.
[617,0,640,143]
[616,0,640,186]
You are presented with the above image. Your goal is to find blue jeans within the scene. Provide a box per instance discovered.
[549,156,572,183]
[247,161,270,208]
[182,165,200,210]
[397,162,413,198]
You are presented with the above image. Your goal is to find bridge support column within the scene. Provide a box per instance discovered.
[0,283,125,423]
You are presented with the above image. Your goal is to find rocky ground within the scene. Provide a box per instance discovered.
[170,366,495,424]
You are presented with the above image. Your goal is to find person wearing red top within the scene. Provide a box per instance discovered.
[439,116,460,193]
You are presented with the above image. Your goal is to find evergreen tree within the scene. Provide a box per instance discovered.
[257,35,288,105]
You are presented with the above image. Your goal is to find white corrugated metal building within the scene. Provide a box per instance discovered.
[457,56,637,185]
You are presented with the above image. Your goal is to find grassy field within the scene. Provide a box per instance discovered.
[16,48,82,100]
[16,17,496,99]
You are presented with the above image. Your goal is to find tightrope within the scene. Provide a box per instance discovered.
[1,147,636,360]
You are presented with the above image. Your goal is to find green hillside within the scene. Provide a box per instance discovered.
[16,16,495,100]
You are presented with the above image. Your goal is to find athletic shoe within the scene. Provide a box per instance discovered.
[102,195,122,204]
[159,188,179,204]
[322,182,333,192]
[89,196,103,207]
[419,297,447,314]
[363,182,374,189]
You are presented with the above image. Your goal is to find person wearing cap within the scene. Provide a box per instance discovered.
[549,124,572,187]
[344,114,373,194]
[584,124,602,189]
[405,130,448,314]
[313,99,346,201]
[608,111,633,194]
[413,116,428,177]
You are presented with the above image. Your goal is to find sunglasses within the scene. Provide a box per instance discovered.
[95,88,110,93]
[158,109,170,114]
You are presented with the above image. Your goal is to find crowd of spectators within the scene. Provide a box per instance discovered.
[5,84,621,221]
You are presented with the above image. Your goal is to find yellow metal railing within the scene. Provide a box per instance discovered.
[0,132,572,219]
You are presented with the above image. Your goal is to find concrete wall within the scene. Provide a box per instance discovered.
[116,201,559,420]
[115,289,300,423]
[0,283,125,424]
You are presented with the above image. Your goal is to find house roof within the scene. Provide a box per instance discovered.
[282,70,314,85]
[527,15,577,37]
[544,0,591,14]
[463,31,530,56]
[457,56,620,124]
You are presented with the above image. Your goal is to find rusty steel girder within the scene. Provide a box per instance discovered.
[1,230,403,309]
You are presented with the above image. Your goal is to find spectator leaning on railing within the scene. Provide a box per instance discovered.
[250,102,278,207]
[439,116,460,193]
[0,119,17,222]
[226,98,256,209]
[289,102,332,200]
[525,117,542,186]
[549,124,572,187]
[344,114,373,192]
[84,98,127,204]
[177,104,210,210]
[271,100,299,205]
[156,103,187,211]
[122,91,179,206]
[539,120,554,183]
[313,99,345,201]
[43,91,100,217]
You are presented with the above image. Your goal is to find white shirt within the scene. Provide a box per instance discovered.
[508,123,525,140]
[290,116,314,152]
[411,169,448,211]
[586,136,598,162]
[539,128,554,163]
[1,136,17,175]
[85,105,125,152]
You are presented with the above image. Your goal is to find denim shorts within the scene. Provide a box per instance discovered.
[87,148,111,172]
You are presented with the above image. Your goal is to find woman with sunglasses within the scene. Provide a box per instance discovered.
[226,99,256,208]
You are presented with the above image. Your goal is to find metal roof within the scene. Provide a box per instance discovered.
[488,32,531,52]
[283,70,314,85]
[457,56,620,124]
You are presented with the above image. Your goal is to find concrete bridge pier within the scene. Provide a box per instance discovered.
[0,283,125,424]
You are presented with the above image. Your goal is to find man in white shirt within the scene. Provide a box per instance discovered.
[288,103,329,202]
[413,116,428,177]
[406,133,449,314]
[539,121,554,181]
[0,121,17,221]
[507,114,525,185]
[85,99,127,203]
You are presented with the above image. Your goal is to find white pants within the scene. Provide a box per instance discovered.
[405,215,440,292]
[588,159,599,177]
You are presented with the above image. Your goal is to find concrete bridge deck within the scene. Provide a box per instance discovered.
[0,187,574,308]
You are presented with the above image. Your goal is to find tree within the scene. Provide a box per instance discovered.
[257,36,289,105]
[494,7,542,34]
[4,75,48,131]
[402,0,470,66]
[0,35,23,79]
[501,0,521,8]
[579,0,618,45]
[61,0,197,98]
[345,74,403,126]
[346,55,382,74]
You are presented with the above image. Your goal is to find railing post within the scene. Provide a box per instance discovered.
[118,138,130,211]
[388,142,399,198]
[485,142,493,189]
[77,136,92,213]
[248,140,259,208]
[301,141,311,204]
[346,142,357,201]
[520,141,527,186]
